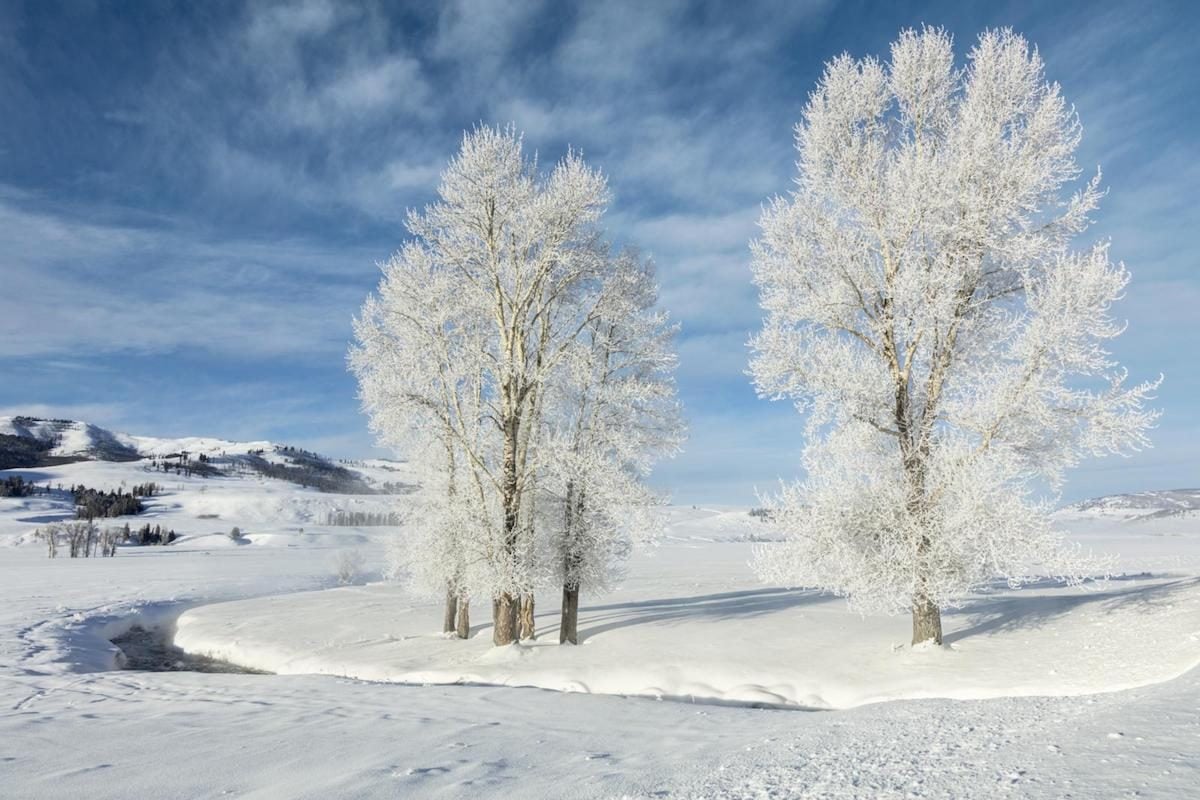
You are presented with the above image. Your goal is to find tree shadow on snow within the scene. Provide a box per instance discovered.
[944,575,1200,644]
[571,587,829,640]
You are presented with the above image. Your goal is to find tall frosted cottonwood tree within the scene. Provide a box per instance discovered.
[749,28,1158,644]
[350,243,488,639]
[545,251,684,644]
[354,126,655,646]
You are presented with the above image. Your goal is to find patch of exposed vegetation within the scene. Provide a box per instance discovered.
[324,509,401,526]
[241,446,375,493]
[71,484,153,519]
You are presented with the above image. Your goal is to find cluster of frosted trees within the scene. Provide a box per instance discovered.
[351,128,684,646]
[353,27,1157,649]
[36,522,123,557]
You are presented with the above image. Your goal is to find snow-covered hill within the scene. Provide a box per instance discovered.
[0,415,413,494]
[0,417,421,550]
[0,415,142,465]
[0,414,279,467]
[1057,488,1200,521]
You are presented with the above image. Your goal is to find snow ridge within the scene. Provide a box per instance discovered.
[1064,489,1200,520]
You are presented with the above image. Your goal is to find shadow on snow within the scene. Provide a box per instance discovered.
[944,575,1200,644]
[571,587,830,640]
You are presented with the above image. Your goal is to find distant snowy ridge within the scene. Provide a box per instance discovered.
[0,415,415,497]
[123,433,276,459]
[0,415,275,468]
[1,415,139,465]
[1059,488,1200,521]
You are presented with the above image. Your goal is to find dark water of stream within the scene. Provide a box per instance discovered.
[111,626,270,674]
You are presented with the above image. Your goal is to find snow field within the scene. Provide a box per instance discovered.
[3,456,1200,797]
[174,536,1200,710]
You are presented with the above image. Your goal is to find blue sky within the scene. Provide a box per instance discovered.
[1,0,1196,504]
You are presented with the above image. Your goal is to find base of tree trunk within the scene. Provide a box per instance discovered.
[493,592,519,645]
[559,584,579,645]
[519,593,536,640]
[455,598,470,639]
[443,590,458,635]
[911,596,943,645]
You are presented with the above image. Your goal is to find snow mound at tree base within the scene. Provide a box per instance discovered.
[174,571,1200,710]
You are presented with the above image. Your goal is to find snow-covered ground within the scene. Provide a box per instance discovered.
[2,448,1199,798]
[174,518,1200,710]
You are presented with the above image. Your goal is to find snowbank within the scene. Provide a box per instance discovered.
[175,555,1200,710]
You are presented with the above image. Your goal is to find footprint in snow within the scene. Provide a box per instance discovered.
[400,766,451,777]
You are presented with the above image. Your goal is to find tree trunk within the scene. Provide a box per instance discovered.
[443,587,458,635]
[493,592,519,646]
[911,593,942,645]
[494,592,518,647]
[456,598,470,639]
[519,593,536,640]
[559,583,579,644]
[558,484,585,646]
[899,418,941,645]
[493,407,522,646]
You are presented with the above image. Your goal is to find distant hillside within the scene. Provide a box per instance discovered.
[0,416,140,468]
[1060,489,1200,521]
[0,416,410,495]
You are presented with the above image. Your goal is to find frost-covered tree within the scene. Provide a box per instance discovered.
[35,525,59,558]
[353,126,618,646]
[749,28,1159,645]
[544,251,684,644]
[351,222,489,639]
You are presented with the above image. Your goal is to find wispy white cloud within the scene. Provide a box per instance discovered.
[0,403,129,427]
[431,0,546,69]
[0,195,380,359]
[243,0,342,45]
